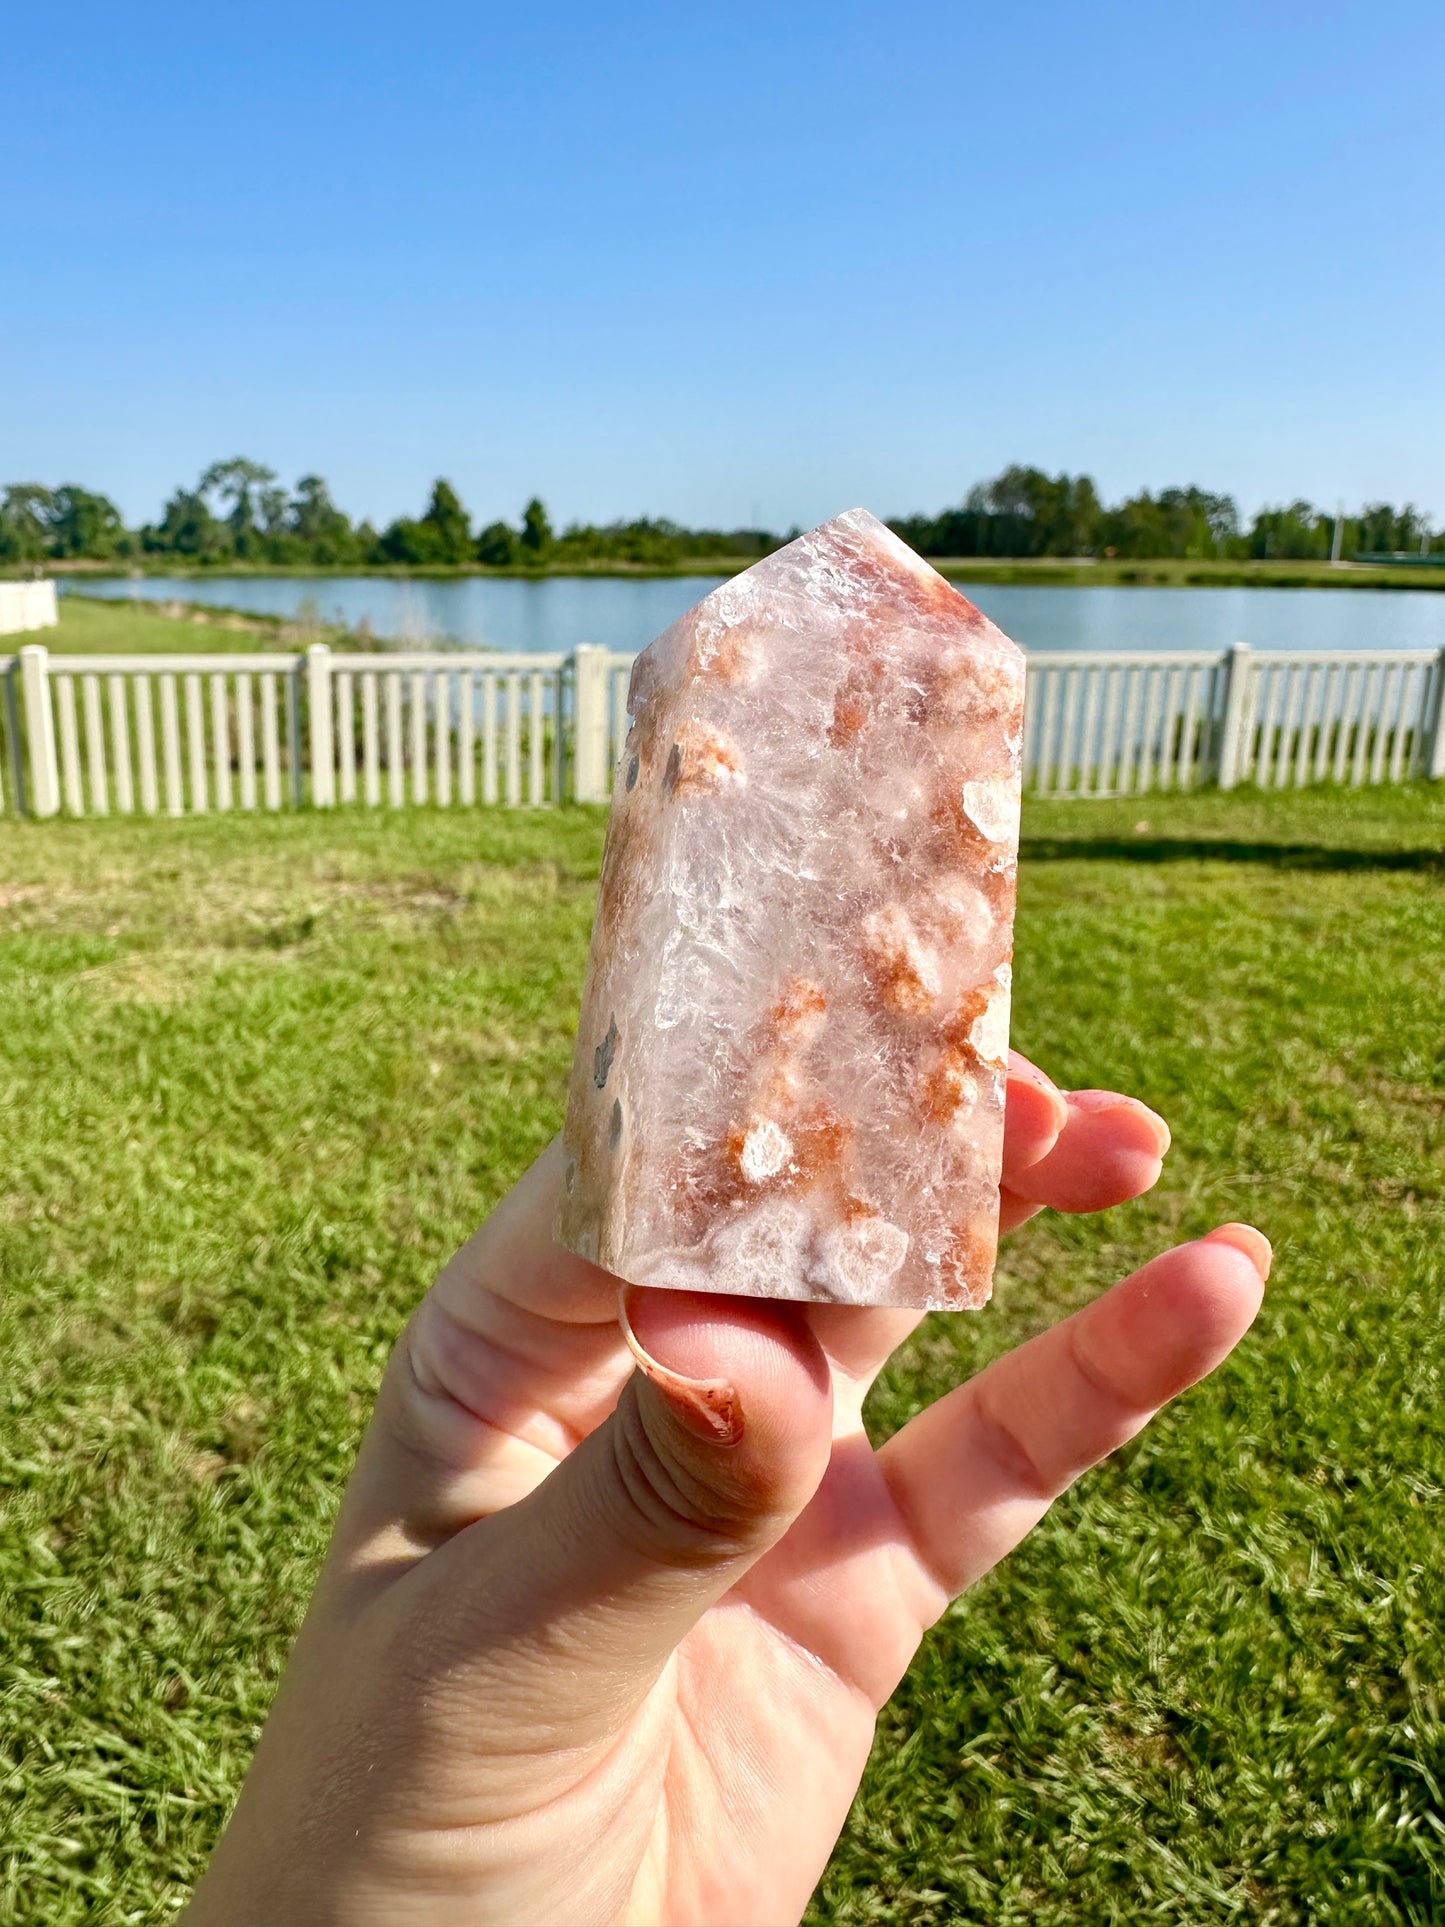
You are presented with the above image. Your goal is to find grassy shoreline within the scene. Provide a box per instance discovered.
[37,555,1445,591]
[36,594,344,657]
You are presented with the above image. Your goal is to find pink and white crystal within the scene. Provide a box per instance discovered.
[557,508,1024,1310]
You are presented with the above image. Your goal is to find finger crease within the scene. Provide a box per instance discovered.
[1064,1319,1147,1428]
[402,1329,576,1467]
[971,1388,1061,1507]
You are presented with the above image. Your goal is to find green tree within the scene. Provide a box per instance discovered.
[892,468,1103,558]
[200,458,278,558]
[0,484,56,563]
[378,518,441,565]
[1354,502,1432,555]
[49,485,127,559]
[1246,500,1329,560]
[259,485,290,540]
[520,497,553,561]
[288,475,358,565]
[143,485,230,560]
[420,480,473,565]
[1104,487,1241,559]
[476,520,518,566]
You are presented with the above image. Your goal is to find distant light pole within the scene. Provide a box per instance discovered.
[1330,501,1344,565]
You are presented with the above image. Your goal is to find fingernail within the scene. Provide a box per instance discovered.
[1006,1055,1069,1133]
[1064,1089,1172,1158]
[1202,1223,1273,1282]
[618,1288,744,1446]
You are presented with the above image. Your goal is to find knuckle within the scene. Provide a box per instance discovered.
[602,1387,764,1566]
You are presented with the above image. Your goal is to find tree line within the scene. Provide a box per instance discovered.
[0,461,781,570]
[889,466,1442,562]
[0,458,1439,568]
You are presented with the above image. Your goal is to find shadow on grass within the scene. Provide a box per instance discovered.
[1020,837,1445,873]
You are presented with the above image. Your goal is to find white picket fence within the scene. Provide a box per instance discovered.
[0,580,59,635]
[0,639,1442,820]
[1025,644,1445,795]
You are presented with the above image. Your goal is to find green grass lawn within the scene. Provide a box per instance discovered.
[931,556,1445,591]
[42,594,336,657]
[1,786,1441,1924]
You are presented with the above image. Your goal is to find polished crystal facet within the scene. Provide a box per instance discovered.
[557,509,1024,1310]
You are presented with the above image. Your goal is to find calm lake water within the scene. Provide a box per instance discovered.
[63,573,1445,657]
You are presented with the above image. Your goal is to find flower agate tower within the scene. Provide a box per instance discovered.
[557,509,1024,1310]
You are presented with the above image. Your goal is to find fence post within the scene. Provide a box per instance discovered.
[19,644,59,817]
[1425,647,1445,780]
[307,643,334,806]
[572,645,613,803]
[1216,642,1253,790]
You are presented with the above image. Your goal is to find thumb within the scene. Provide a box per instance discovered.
[418,1286,834,1743]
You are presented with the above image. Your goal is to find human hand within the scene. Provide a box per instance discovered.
[187,1053,1267,1927]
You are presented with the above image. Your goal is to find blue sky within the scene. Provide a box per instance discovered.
[4,1,1442,532]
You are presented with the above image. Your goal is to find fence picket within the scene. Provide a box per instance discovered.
[287,670,304,807]
[1284,664,1304,786]
[1291,665,1317,787]
[336,670,356,804]
[135,679,159,812]
[1177,667,1202,790]
[158,675,183,815]
[529,671,545,804]
[385,673,404,807]
[505,673,522,806]
[210,675,232,810]
[362,672,380,806]
[56,675,83,814]
[1154,669,1174,789]
[434,672,452,807]
[1056,668,1083,793]
[409,672,427,805]
[82,675,108,816]
[108,675,133,813]
[1258,665,1281,787]
[1095,666,1123,791]
[458,671,475,805]
[1368,664,1396,784]
[1292,664,1315,784]
[1348,665,1374,786]
[1143,668,1169,792]
[1329,665,1352,783]
[1072,660,1100,793]
[260,673,281,810]
[236,673,256,809]
[1311,665,1337,784]
[1165,668,1188,787]
[482,674,498,804]
[1048,674,1071,793]
[1387,664,1415,784]
[1117,668,1145,793]
[1252,665,1279,786]
[185,674,207,813]
[553,667,567,802]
